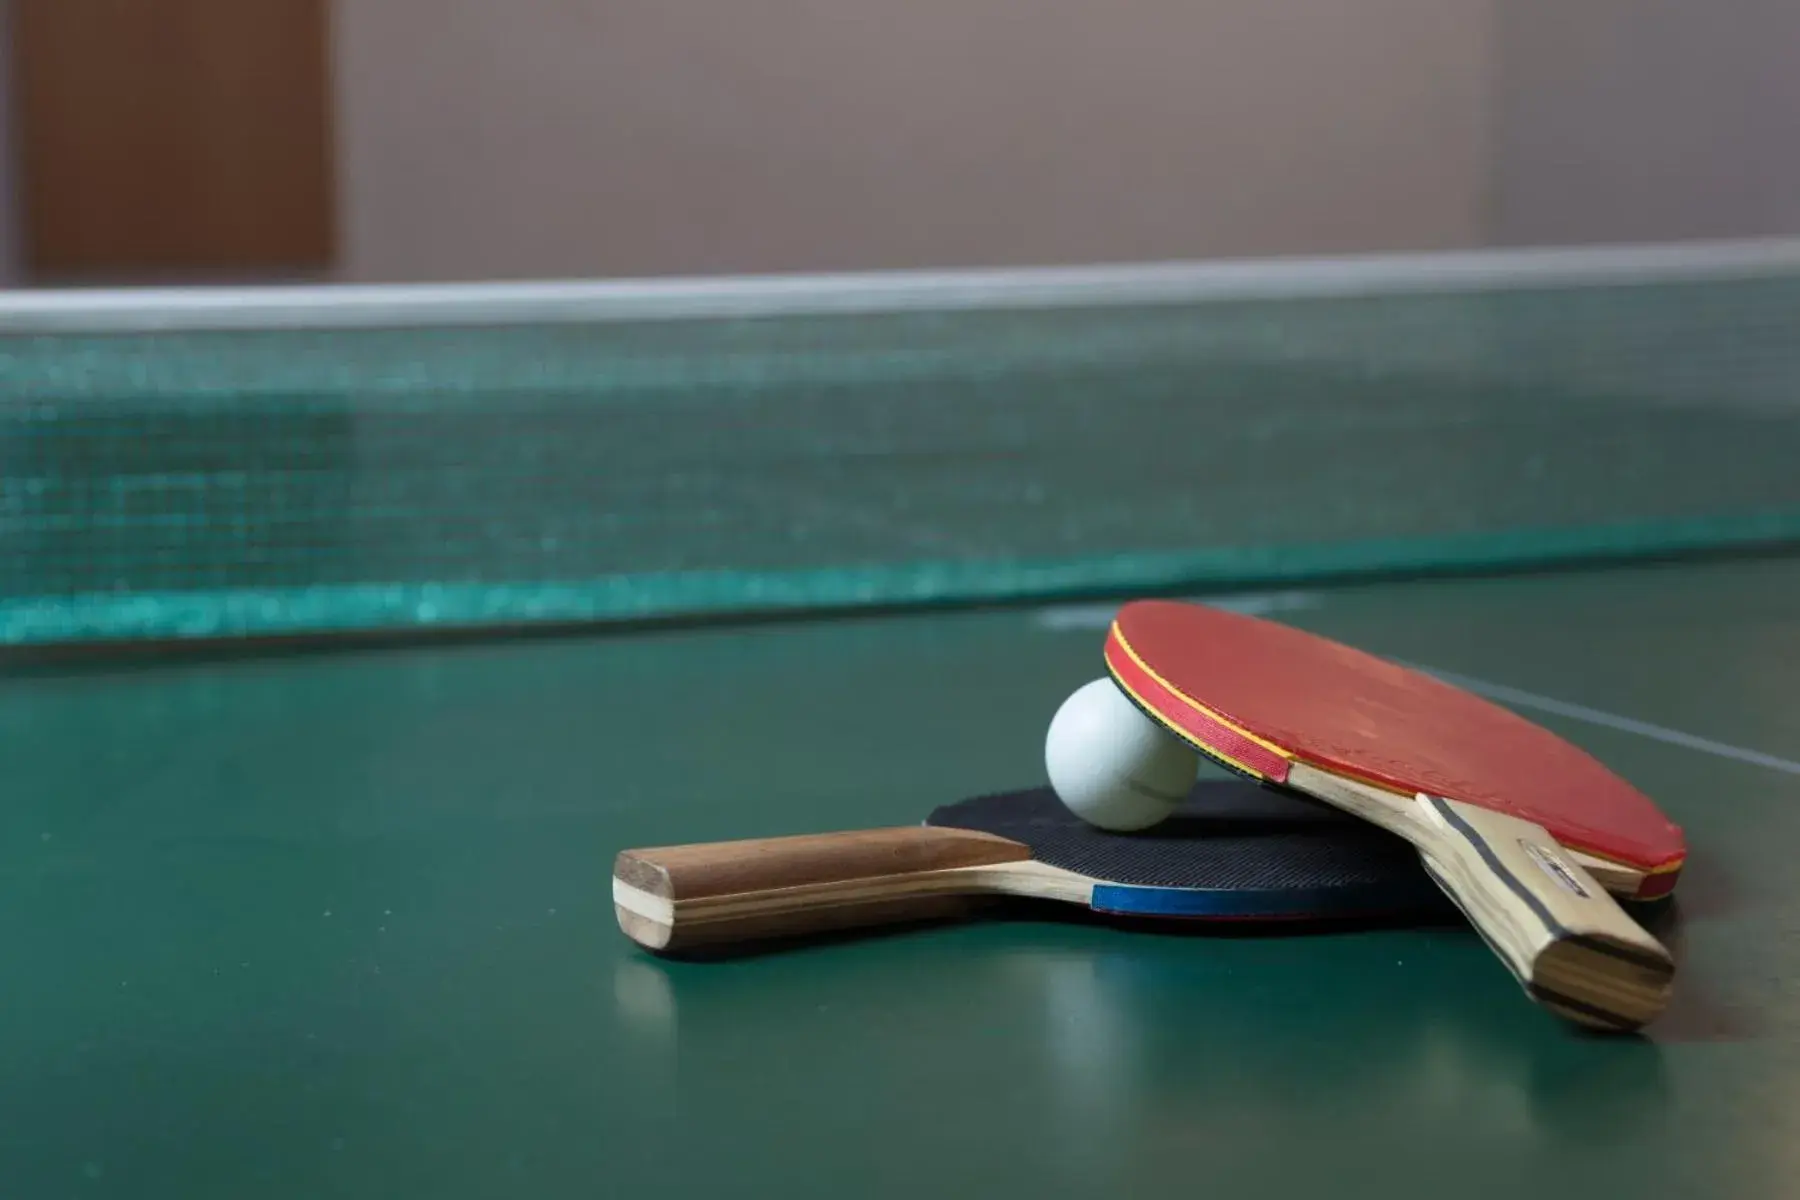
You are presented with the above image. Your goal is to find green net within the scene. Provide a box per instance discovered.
[3,264,1799,644]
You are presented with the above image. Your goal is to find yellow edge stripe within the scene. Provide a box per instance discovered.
[1111,621,1683,879]
[1111,670,1273,780]
[1109,623,1297,773]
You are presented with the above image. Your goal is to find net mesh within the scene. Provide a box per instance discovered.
[4,271,1798,644]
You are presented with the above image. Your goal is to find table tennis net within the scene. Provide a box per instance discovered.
[2,267,1798,644]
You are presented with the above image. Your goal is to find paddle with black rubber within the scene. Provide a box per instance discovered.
[1102,599,1686,1032]
[613,779,1451,953]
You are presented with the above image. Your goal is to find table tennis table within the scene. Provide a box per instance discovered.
[1,241,1797,1198]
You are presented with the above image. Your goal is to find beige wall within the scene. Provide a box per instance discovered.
[334,0,1493,282]
[1492,0,1800,246]
[3,3,1793,287]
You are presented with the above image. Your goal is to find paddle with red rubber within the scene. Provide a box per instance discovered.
[1103,599,1685,1032]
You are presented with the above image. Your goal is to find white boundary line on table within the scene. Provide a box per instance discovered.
[4,238,1800,334]
[1401,665,1800,778]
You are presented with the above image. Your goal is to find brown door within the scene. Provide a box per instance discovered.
[11,0,335,280]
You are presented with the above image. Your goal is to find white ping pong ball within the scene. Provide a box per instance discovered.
[1045,678,1197,832]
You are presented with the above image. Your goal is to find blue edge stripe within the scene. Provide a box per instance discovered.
[1091,878,1444,918]
[5,510,1799,647]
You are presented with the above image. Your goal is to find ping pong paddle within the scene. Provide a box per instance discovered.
[613,779,1450,953]
[1103,599,1685,1031]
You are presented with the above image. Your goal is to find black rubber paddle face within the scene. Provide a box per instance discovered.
[927,780,1448,922]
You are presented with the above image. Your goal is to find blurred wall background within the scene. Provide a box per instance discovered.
[0,0,16,283]
[1491,0,1800,246]
[333,0,1491,281]
[0,0,1795,286]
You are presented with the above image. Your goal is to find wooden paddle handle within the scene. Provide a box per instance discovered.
[613,826,1035,952]
[1295,763,1674,1030]
[1411,797,1675,1030]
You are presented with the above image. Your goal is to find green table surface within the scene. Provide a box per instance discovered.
[4,553,1799,1198]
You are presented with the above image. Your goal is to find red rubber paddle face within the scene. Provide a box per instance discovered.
[1103,600,1685,898]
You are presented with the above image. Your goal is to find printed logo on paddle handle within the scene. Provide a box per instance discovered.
[1520,840,1591,899]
